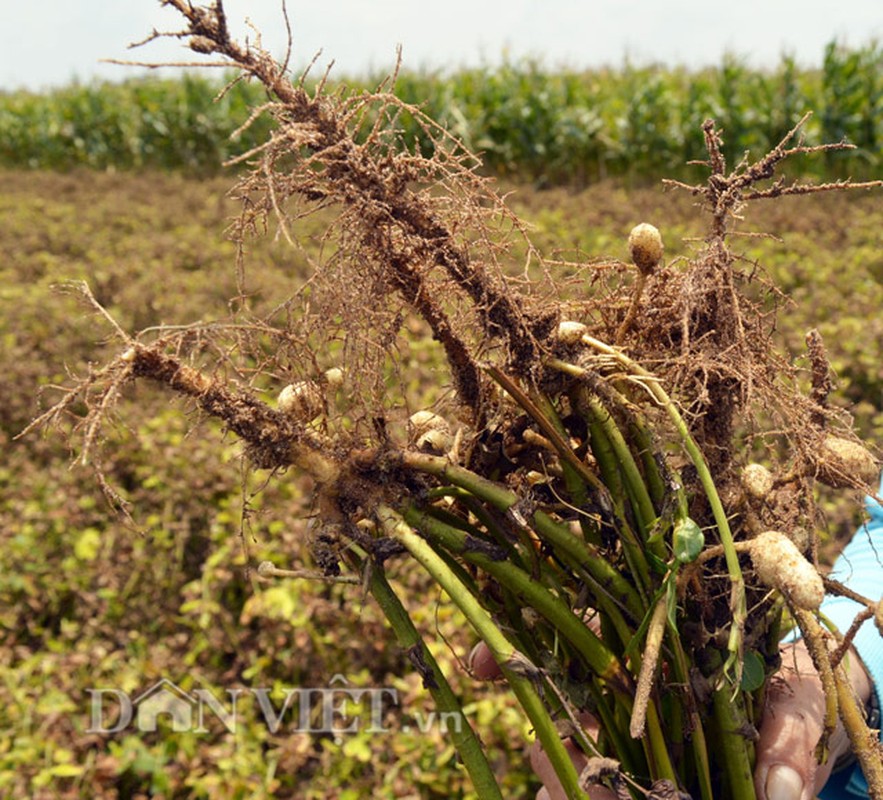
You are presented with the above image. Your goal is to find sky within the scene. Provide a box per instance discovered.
[2,1,882,91]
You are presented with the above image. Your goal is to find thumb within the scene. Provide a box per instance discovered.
[530,738,618,800]
[754,643,849,800]
[467,641,502,680]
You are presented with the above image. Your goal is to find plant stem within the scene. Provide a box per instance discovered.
[663,621,714,800]
[402,500,681,786]
[794,608,883,799]
[529,387,601,545]
[615,270,647,343]
[793,608,840,758]
[585,391,660,541]
[359,554,505,800]
[627,418,667,511]
[400,503,629,689]
[551,348,748,683]
[711,684,758,800]
[402,451,518,511]
[532,510,643,623]
[378,507,590,800]
[576,391,653,599]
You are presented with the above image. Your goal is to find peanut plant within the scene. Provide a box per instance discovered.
[24,2,883,798]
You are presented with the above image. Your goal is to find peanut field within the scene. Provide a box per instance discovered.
[1,163,882,798]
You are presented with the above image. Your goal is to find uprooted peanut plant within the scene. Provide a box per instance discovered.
[23,2,883,798]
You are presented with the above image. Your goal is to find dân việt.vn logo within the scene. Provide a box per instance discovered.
[86,675,463,736]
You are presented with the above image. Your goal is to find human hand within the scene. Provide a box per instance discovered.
[754,639,871,800]
[469,639,873,800]
[469,642,617,800]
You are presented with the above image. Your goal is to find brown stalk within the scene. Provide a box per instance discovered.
[806,329,833,428]
[794,607,883,797]
[126,344,339,477]
[145,1,557,426]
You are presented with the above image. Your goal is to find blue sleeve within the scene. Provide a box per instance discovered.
[819,473,883,800]
[821,473,883,715]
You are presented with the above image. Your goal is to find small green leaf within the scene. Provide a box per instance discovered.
[342,734,373,762]
[740,650,766,692]
[36,690,76,715]
[73,527,101,561]
[673,517,704,564]
[48,764,83,778]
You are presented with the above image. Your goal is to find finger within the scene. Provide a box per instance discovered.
[753,642,848,800]
[469,611,601,681]
[537,787,618,800]
[529,727,618,800]
[530,737,588,800]
[467,641,502,679]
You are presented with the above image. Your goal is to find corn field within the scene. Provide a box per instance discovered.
[1,40,881,182]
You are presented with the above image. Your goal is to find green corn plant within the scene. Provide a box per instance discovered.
[821,41,883,176]
[23,4,883,800]
[4,40,883,182]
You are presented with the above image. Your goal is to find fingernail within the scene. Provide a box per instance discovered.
[766,764,804,800]
[467,642,482,671]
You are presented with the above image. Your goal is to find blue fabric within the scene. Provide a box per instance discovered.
[818,473,883,799]
[819,765,869,800]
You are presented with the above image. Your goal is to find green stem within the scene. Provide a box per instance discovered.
[528,388,600,544]
[551,348,747,683]
[402,451,518,511]
[627,418,667,511]
[401,502,685,785]
[664,623,714,800]
[426,487,531,571]
[643,694,679,786]
[589,687,644,777]
[378,507,590,800]
[711,684,758,800]
[532,510,643,625]
[584,392,659,550]
[356,554,505,800]
[400,502,630,691]
[579,396,652,601]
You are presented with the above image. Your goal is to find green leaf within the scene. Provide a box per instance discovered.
[48,764,83,778]
[342,734,373,762]
[36,690,76,715]
[672,517,704,564]
[740,650,766,692]
[73,527,101,561]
